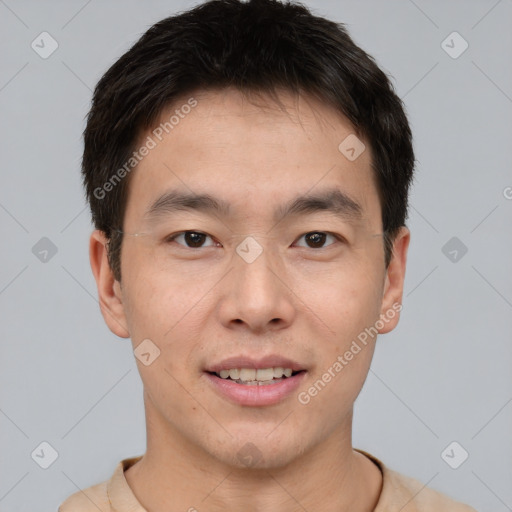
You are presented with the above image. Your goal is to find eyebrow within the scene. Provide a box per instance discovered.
[144,187,363,225]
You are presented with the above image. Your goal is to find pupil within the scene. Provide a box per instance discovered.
[306,232,325,248]
[185,232,205,247]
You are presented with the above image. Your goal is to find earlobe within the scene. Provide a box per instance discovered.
[89,230,130,338]
[378,227,410,335]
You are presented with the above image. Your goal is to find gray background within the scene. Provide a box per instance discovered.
[1,0,511,510]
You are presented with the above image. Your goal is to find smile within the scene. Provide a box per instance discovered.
[214,367,297,385]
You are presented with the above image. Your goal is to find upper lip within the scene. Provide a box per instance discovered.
[205,355,307,373]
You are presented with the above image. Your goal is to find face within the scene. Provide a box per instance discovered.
[91,87,409,469]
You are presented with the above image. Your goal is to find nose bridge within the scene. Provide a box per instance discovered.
[233,234,282,294]
[222,234,294,329]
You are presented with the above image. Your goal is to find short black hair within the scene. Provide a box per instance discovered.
[82,0,415,282]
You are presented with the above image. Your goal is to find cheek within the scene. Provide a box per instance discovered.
[292,259,384,336]
[302,262,383,406]
[122,269,212,386]
[122,248,210,335]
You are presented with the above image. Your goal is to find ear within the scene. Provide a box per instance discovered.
[378,226,410,334]
[89,230,130,338]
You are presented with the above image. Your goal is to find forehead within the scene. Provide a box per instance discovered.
[123,87,380,229]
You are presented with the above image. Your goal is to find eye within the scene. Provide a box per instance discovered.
[165,231,218,248]
[294,231,342,249]
[164,230,343,250]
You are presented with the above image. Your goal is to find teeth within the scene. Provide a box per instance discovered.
[229,368,240,380]
[273,367,284,378]
[239,368,256,381]
[215,367,296,382]
[256,368,274,381]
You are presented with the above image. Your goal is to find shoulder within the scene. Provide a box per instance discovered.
[356,449,478,512]
[58,481,110,512]
[384,468,478,512]
[58,456,143,512]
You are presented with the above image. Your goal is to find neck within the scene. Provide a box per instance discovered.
[125,398,382,512]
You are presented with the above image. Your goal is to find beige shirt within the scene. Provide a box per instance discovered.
[59,450,477,511]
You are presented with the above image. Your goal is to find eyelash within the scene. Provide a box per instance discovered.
[164,230,346,249]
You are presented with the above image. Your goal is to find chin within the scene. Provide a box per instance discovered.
[206,434,307,471]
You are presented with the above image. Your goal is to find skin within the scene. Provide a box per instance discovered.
[89,87,409,511]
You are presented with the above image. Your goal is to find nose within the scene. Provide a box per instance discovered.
[216,237,296,334]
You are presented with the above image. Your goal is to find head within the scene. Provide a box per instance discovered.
[86,0,414,469]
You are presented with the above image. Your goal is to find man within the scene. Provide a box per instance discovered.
[59,0,477,510]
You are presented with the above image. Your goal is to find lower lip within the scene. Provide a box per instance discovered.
[204,371,307,407]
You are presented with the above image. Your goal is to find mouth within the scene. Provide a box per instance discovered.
[206,367,305,386]
[203,356,308,406]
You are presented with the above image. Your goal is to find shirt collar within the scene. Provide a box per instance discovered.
[107,450,396,511]
[107,455,145,512]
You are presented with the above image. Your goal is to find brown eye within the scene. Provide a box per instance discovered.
[295,231,339,249]
[167,231,216,248]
